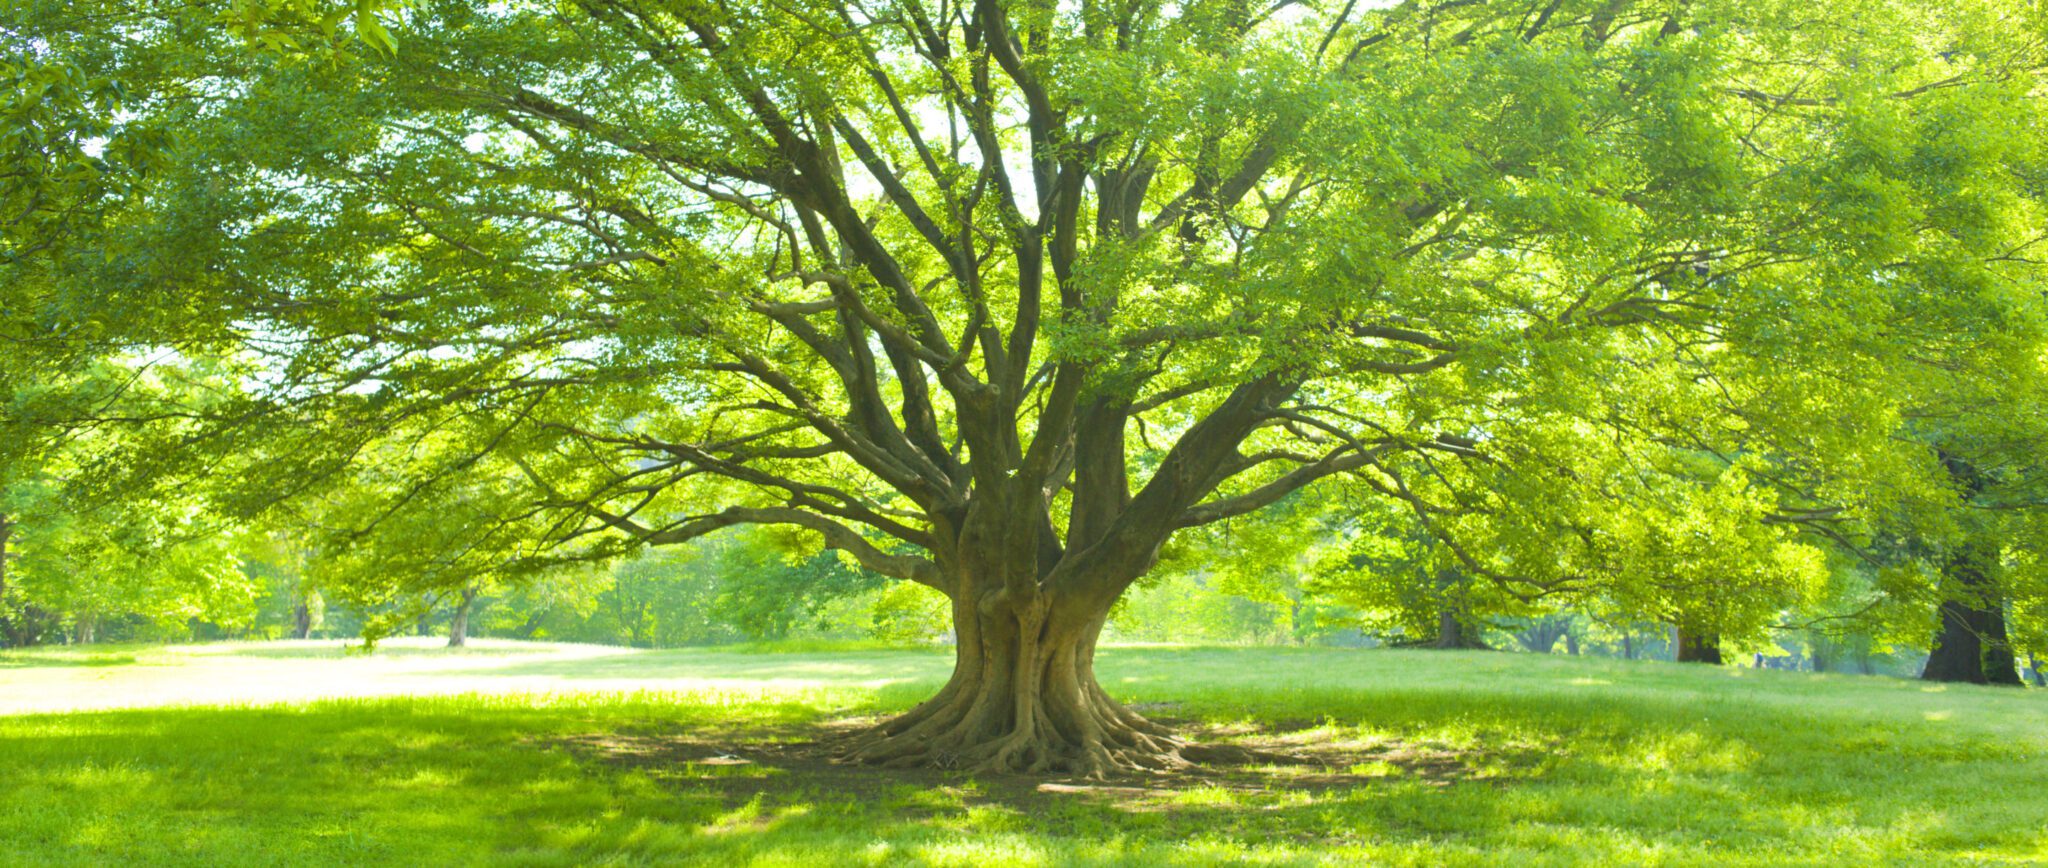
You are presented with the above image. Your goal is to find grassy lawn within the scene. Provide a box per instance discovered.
[1,641,2042,865]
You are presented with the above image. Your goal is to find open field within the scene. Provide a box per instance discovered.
[1,640,2043,865]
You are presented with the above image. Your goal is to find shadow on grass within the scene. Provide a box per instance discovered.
[1,653,2043,864]
[429,646,956,683]
[548,714,1548,816]
[0,651,139,669]
[215,644,565,660]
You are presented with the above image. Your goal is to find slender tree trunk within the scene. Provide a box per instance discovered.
[289,546,317,640]
[1564,631,1579,656]
[0,515,13,648]
[1622,632,1635,660]
[2029,654,2045,688]
[1674,627,1723,664]
[447,586,478,648]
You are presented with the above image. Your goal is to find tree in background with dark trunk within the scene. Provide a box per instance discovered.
[1922,455,2022,685]
[0,514,13,646]
[291,603,314,640]
[1513,616,1572,654]
[1430,569,1491,650]
[1921,568,2021,685]
[1674,626,1723,665]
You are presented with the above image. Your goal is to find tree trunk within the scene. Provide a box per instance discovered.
[2029,654,2045,688]
[447,586,478,648]
[292,602,314,640]
[1429,569,1489,649]
[1433,607,1490,649]
[0,515,13,648]
[1808,631,1832,673]
[1921,547,2021,685]
[1923,453,2022,685]
[1514,617,1567,653]
[1622,632,1635,660]
[1674,627,1723,664]
[1564,631,1579,656]
[845,581,1186,777]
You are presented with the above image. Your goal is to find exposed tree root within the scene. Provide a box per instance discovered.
[839,645,1200,777]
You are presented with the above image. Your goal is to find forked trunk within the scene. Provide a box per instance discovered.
[846,581,1182,777]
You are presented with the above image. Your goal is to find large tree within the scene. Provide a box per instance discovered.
[11,0,2047,771]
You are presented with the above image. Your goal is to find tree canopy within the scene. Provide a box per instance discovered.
[6,0,2047,771]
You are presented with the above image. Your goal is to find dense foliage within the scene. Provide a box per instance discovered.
[4,0,2047,770]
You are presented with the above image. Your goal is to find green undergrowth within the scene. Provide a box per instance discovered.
[1,646,2042,865]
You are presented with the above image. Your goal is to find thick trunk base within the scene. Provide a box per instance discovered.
[1675,629,1723,665]
[1922,596,2020,685]
[844,598,1184,777]
[1430,608,1490,649]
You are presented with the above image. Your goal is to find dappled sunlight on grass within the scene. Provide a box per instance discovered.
[0,644,2042,864]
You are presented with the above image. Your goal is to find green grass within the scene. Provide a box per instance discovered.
[1,642,2043,865]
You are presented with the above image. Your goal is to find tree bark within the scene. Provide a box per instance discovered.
[2029,654,2045,688]
[447,586,478,648]
[1433,607,1490,649]
[1564,631,1579,656]
[1921,583,2021,685]
[291,602,313,640]
[845,559,1189,777]
[0,514,13,648]
[1922,453,2022,685]
[1674,627,1723,664]
[1429,568,1489,649]
[1920,545,2021,685]
[1514,617,1568,653]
